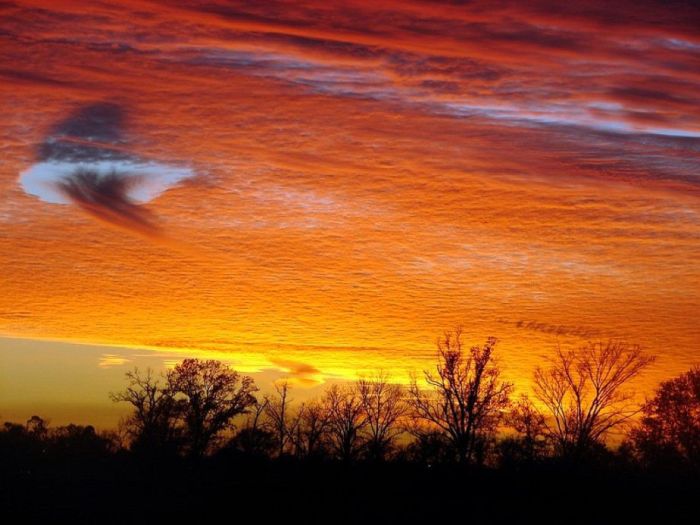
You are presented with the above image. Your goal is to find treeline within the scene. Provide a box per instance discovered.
[3,330,698,472]
[2,331,699,523]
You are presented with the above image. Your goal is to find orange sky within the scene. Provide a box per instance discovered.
[1,0,699,425]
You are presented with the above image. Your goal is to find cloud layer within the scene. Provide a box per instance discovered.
[1,0,699,393]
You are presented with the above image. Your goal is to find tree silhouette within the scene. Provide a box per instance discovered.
[26,415,49,439]
[533,341,653,459]
[289,400,329,459]
[264,380,296,457]
[630,366,700,468]
[403,429,452,466]
[226,427,277,457]
[500,395,550,465]
[322,384,367,462]
[167,359,258,458]
[409,331,512,463]
[357,373,406,461]
[244,396,270,432]
[111,368,180,456]
[49,424,117,459]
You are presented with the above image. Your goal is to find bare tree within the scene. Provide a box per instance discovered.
[245,396,269,432]
[533,341,654,458]
[323,384,367,461]
[289,400,329,458]
[264,380,296,457]
[357,373,406,461]
[226,395,274,456]
[409,331,512,463]
[502,395,550,463]
[167,359,258,458]
[110,368,180,455]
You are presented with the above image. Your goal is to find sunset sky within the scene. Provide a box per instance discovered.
[1,0,699,426]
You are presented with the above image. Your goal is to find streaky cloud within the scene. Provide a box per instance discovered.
[55,168,161,238]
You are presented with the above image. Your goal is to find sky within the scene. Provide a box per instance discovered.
[1,0,699,426]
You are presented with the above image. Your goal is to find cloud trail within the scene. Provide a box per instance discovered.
[54,168,161,237]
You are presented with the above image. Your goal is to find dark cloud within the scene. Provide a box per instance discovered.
[24,101,194,238]
[46,102,124,141]
[38,102,130,162]
[54,168,161,237]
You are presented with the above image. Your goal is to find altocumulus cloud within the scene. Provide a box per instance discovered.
[19,102,195,237]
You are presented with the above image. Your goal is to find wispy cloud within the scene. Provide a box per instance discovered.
[98,353,131,368]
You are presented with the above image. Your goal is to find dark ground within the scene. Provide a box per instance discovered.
[2,454,698,524]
